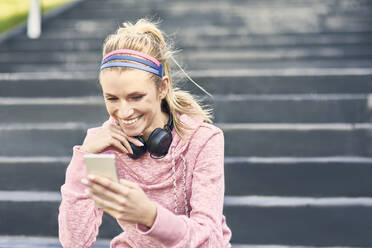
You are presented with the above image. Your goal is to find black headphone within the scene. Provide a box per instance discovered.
[122,101,173,160]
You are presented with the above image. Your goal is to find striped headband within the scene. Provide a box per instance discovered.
[100,49,163,77]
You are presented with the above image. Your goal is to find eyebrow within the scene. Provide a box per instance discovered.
[104,92,146,97]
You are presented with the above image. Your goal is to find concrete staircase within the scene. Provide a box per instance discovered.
[1,0,372,247]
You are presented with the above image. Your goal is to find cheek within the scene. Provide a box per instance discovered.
[104,102,116,115]
[143,97,160,114]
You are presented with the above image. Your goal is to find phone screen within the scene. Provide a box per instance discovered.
[83,154,119,208]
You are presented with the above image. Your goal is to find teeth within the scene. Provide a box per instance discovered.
[121,117,139,125]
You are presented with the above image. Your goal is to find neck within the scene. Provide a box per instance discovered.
[142,110,169,141]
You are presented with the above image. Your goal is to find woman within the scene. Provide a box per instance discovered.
[58,18,232,248]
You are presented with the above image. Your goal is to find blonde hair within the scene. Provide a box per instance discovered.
[100,18,213,140]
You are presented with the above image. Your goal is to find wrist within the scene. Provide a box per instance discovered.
[144,201,157,228]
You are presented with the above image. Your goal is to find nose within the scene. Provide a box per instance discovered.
[118,100,134,119]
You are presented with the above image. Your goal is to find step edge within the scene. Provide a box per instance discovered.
[0,94,370,105]
[224,196,372,207]
[0,236,360,248]
[0,68,372,80]
[2,122,372,131]
[0,156,71,163]
[1,236,337,248]
[2,191,372,207]
[224,156,372,164]
[1,156,372,164]
[217,123,372,131]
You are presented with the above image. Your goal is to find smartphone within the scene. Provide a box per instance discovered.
[83,154,119,208]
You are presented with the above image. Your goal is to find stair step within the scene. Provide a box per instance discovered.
[2,46,372,64]
[3,32,372,52]
[35,19,372,36]
[12,25,372,40]
[224,197,372,245]
[2,59,372,73]
[53,3,372,35]
[1,193,371,245]
[0,236,109,248]
[2,156,372,197]
[0,236,345,248]
[0,39,102,52]
[1,94,372,123]
[3,39,372,53]
[1,73,372,96]
[212,94,372,123]
[0,196,122,239]
[221,123,372,157]
[225,157,372,197]
[1,123,372,157]
[0,157,69,191]
[75,0,341,11]
[41,17,371,38]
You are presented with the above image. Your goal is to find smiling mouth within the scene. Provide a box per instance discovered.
[121,115,142,125]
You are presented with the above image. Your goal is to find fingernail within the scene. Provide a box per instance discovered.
[84,188,90,195]
[88,175,95,180]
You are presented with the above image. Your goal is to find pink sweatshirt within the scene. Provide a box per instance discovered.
[58,113,232,247]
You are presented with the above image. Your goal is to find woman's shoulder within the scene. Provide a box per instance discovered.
[196,121,223,138]
[178,114,224,161]
[179,114,223,145]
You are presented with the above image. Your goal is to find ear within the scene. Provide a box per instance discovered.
[158,76,169,100]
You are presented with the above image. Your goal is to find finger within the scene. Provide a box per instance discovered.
[126,136,145,147]
[90,179,129,201]
[114,135,133,155]
[110,126,128,138]
[90,192,123,213]
[108,128,133,154]
[111,125,144,147]
[103,208,135,224]
[110,124,130,138]
[89,174,130,196]
[119,178,139,189]
[110,137,129,154]
[107,126,131,153]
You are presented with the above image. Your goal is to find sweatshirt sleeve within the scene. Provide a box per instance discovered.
[58,129,105,248]
[136,128,227,247]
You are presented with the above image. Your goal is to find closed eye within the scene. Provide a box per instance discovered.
[132,95,143,100]
[105,94,145,101]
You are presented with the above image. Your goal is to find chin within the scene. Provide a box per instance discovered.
[120,122,146,137]
[120,126,139,137]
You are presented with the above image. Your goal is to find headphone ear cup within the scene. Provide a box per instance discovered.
[147,128,173,158]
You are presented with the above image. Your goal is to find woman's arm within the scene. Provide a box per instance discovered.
[58,129,104,248]
[136,128,229,247]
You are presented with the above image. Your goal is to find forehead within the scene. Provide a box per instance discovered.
[99,69,155,94]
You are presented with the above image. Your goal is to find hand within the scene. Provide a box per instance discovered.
[80,122,144,154]
[81,175,157,228]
